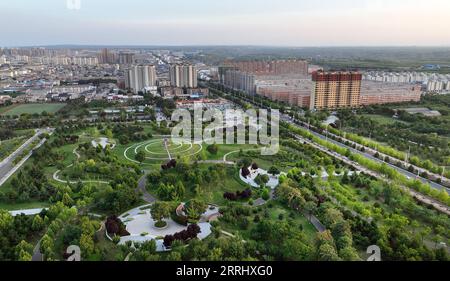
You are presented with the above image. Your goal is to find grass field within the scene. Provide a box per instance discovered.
[0,201,50,211]
[1,103,66,115]
[362,114,409,125]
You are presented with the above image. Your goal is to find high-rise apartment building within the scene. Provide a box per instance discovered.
[119,52,135,65]
[99,48,116,64]
[169,64,198,88]
[125,65,157,93]
[223,70,256,95]
[311,71,362,110]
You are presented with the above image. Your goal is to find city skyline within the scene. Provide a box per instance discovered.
[1,0,450,47]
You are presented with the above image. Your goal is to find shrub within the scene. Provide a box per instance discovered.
[170,211,188,226]
[163,224,201,247]
[112,235,121,244]
[268,166,280,175]
[261,189,270,201]
[254,174,270,186]
[241,167,251,178]
[155,221,167,228]
[105,216,129,237]
[206,144,219,155]
[161,159,177,170]
[223,192,238,201]
[224,189,252,201]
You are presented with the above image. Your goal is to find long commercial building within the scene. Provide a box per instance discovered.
[360,82,422,105]
[256,79,313,108]
[125,65,157,93]
[219,59,309,99]
[169,64,198,88]
[311,71,362,110]
[223,59,308,76]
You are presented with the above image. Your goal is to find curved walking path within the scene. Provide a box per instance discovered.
[52,169,110,184]
[51,147,110,185]
[223,148,262,162]
[137,171,156,203]
[125,139,203,163]
[197,160,235,165]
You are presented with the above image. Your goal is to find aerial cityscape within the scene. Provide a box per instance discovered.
[0,0,449,273]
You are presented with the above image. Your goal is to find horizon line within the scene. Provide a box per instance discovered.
[3,44,450,49]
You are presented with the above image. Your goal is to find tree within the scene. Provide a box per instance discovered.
[150,202,173,226]
[238,158,252,168]
[206,143,219,155]
[261,189,270,201]
[175,181,185,198]
[15,240,33,261]
[322,208,344,228]
[140,240,157,254]
[0,210,13,231]
[208,247,223,261]
[18,249,33,261]
[135,150,146,164]
[339,247,361,261]
[40,234,55,260]
[304,201,317,220]
[268,166,280,175]
[185,199,207,221]
[32,215,45,232]
[254,174,269,186]
[80,233,95,258]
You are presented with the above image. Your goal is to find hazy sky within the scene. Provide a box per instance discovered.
[1,0,450,47]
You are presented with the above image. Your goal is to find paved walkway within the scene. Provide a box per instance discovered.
[32,239,43,261]
[223,148,261,162]
[52,147,110,185]
[115,205,212,252]
[137,171,156,203]
[52,169,110,184]
[9,208,47,216]
[197,160,235,165]
[303,212,326,233]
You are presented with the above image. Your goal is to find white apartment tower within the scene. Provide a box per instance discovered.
[125,65,157,93]
[169,64,198,88]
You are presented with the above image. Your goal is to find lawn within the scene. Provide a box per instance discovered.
[362,114,408,125]
[0,104,19,114]
[0,201,50,211]
[1,103,67,115]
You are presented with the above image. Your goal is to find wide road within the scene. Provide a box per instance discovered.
[207,84,449,194]
[283,116,450,195]
[0,130,41,185]
[0,128,52,187]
